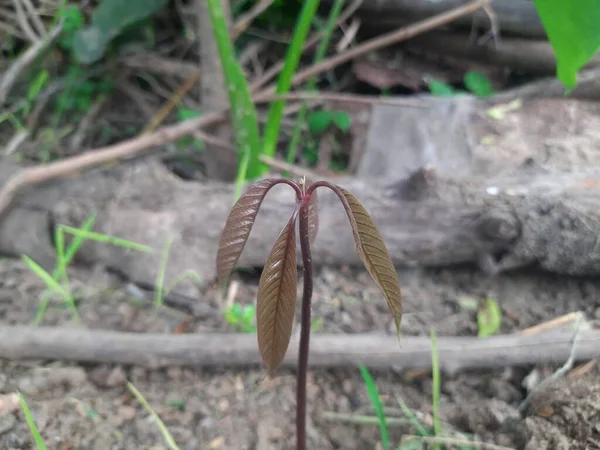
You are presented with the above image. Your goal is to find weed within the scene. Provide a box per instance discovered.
[18,393,46,450]
[23,212,154,324]
[223,302,257,332]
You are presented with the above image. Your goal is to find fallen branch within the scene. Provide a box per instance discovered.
[0,326,598,375]
[325,0,546,38]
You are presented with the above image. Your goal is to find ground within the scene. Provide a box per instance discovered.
[0,255,599,450]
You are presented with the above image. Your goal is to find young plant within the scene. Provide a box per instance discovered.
[216,177,402,450]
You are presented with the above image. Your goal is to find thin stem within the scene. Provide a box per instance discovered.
[297,199,313,450]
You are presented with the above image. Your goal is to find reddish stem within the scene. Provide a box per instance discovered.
[296,199,313,450]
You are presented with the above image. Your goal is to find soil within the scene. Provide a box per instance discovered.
[0,254,599,450]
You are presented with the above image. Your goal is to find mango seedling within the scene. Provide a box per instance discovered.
[216,176,402,450]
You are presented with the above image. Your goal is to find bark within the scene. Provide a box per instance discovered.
[2,97,600,295]
[3,154,600,297]
[0,325,596,376]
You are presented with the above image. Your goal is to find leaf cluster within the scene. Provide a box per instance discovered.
[216,178,402,374]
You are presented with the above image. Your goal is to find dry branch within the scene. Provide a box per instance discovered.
[0,326,598,376]
[325,0,546,39]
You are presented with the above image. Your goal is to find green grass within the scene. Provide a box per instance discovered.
[285,0,345,168]
[127,382,181,450]
[260,0,322,173]
[359,329,484,450]
[18,393,47,450]
[359,363,390,450]
[207,0,330,201]
[23,212,155,324]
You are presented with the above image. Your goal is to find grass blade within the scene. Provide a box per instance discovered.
[23,255,79,321]
[154,235,174,310]
[59,225,154,253]
[358,364,389,450]
[259,0,322,176]
[35,213,97,324]
[207,0,262,198]
[286,0,345,166]
[18,392,47,450]
[127,382,180,450]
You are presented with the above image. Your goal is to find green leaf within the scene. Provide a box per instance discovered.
[427,79,458,97]
[331,111,352,132]
[533,0,600,89]
[26,70,49,104]
[463,71,495,98]
[73,0,168,63]
[307,110,333,134]
[59,5,85,32]
[477,297,503,337]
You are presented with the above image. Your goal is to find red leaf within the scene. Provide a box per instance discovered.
[216,179,284,283]
[256,211,298,374]
[334,186,403,339]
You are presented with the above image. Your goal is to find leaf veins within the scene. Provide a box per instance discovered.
[216,179,283,284]
[336,187,403,338]
[256,211,298,374]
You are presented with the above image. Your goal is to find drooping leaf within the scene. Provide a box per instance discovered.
[333,187,402,339]
[307,188,319,246]
[216,179,285,283]
[256,212,298,373]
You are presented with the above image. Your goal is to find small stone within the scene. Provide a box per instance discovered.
[118,405,136,422]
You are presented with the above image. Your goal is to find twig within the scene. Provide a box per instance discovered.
[21,0,46,37]
[11,0,39,42]
[141,71,203,134]
[0,1,481,216]
[259,0,488,96]
[0,326,599,374]
[231,0,277,39]
[0,19,63,106]
[249,0,364,92]
[190,130,323,180]
[4,129,29,155]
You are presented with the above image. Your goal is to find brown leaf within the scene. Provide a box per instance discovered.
[216,179,283,283]
[307,188,319,246]
[256,212,298,374]
[335,187,402,338]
